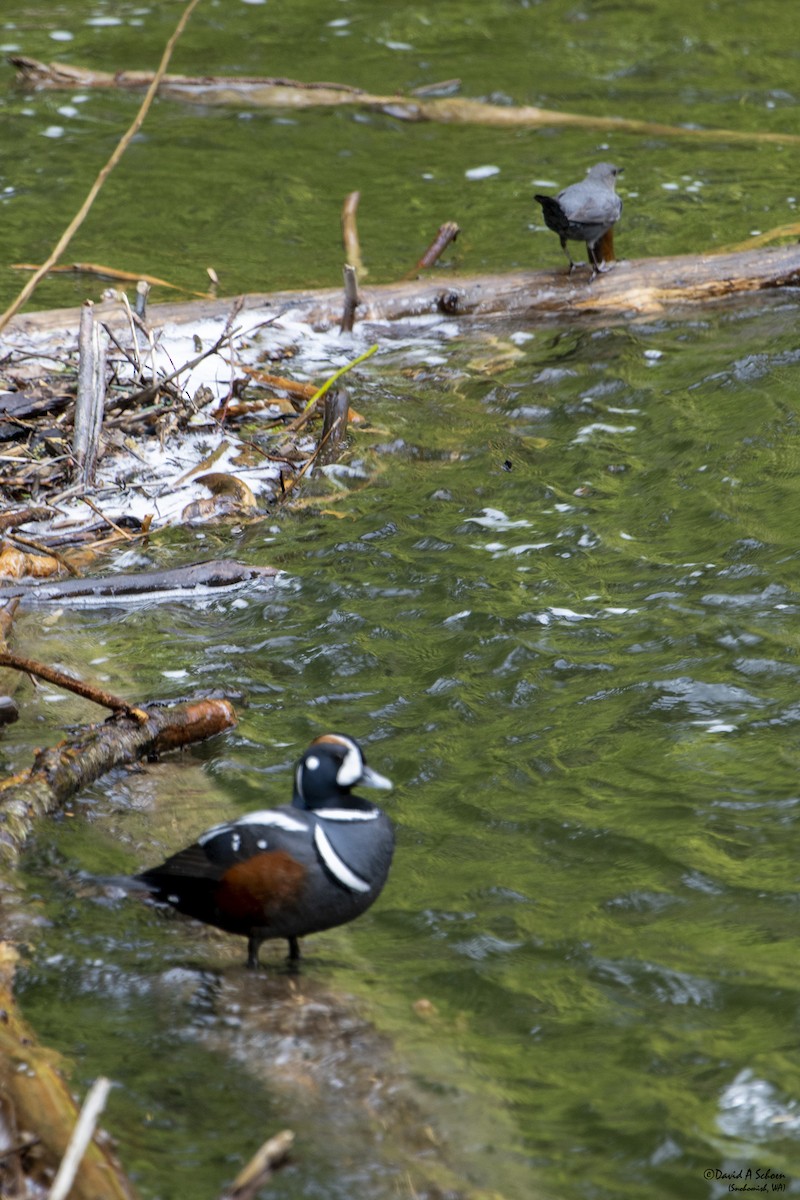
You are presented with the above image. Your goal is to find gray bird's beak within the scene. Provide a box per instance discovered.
[360,764,393,790]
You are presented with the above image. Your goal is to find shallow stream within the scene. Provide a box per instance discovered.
[3,3,800,1199]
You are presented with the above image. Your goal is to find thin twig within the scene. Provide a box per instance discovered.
[79,495,135,540]
[404,220,461,278]
[11,259,210,297]
[112,289,145,375]
[0,0,203,333]
[47,1077,112,1200]
[281,422,339,499]
[0,650,148,722]
[122,298,244,407]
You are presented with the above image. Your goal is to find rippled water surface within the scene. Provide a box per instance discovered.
[10,299,800,1200]
[4,1,800,1198]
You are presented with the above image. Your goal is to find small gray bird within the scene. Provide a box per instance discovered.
[534,163,623,279]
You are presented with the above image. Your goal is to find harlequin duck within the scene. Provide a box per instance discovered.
[136,734,394,968]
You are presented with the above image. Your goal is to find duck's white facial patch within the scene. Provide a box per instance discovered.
[313,824,371,893]
[336,739,363,787]
[305,755,320,772]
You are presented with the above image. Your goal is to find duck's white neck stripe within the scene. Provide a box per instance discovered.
[313,824,371,893]
[244,809,308,832]
[317,808,380,822]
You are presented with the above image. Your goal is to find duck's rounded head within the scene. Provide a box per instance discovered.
[292,733,393,811]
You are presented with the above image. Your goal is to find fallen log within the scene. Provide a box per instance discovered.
[5,246,800,343]
[11,56,800,147]
[0,558,280,603]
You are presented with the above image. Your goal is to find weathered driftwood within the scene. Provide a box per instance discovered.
[1,559,279,603]
[11,56,800,146]
[0,942,139,1200]
[73,300,108,485]
[218,1130,294,1200]
[0,698,237,865]
[5,246,800,346]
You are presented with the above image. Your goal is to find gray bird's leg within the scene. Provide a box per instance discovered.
[559,236,581,273]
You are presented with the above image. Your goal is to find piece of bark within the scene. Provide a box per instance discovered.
[0,698,237,865]
[6,246,800,343]
[0,507,54,532]
[0,387,72,425]
[0,558,279,603]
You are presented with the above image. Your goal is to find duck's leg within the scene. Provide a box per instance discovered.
[247,935,262,969]
[287,935,301,964]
